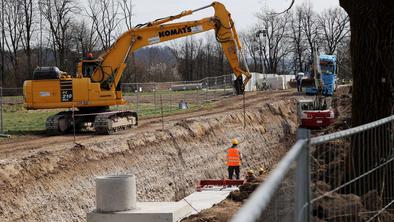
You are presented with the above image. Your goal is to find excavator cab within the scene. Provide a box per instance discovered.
[77,60,100,79]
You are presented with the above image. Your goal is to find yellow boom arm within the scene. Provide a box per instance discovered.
[87,1,251,93]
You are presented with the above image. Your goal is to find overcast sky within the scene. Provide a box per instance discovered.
[130,0,341,31]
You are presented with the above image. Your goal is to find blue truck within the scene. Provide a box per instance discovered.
[305,54,337,96]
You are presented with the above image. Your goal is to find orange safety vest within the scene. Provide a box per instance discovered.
[227,147,241,166]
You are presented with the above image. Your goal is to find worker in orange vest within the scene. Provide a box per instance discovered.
[227,138,242,179]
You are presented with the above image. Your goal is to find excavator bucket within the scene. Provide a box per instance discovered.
[234,76,244,95]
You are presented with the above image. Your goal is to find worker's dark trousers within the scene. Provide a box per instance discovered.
[297,80,302,92]
[228,166,240,179]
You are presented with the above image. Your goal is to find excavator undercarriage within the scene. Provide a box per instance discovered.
[46,108,138,135]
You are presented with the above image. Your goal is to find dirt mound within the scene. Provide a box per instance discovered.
[182,175,267,222]
[0,97,299,221]
[183,199,242,222]
[228,180,262,202]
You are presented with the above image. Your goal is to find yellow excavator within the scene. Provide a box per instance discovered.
[23,1,251,134]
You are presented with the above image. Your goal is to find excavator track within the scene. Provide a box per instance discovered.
[93,111,138,134]
[46,112,73,135]
[45,110,138,135]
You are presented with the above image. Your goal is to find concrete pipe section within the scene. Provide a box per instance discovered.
[96,175,137,212]
[88,174,238,222]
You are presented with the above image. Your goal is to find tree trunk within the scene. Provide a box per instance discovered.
[341,0,394,125]
[340,0,394,203]
[26,47,31,76]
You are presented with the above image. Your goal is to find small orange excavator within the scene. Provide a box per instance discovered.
[297,45,335,128]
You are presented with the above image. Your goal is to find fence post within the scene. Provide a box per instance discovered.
[153,85,157,112]
[169,88,172,112]
[197,84,201,106]
[0,87,3,133]
[295,128,311,222]
[136,83,140,114]
[223,76,226,94]
[205,80,208,102]
[160,95,164,131]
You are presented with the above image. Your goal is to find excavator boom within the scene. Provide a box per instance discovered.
[89,2,251,93]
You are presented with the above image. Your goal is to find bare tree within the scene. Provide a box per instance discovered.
[170,37,200,80]
[119,0,134,30]
[336,39,352,80]
[40,0,75,70]
[87,0,121,50]
[256,11,291,73]
[289,7,308,72]
[170,35,233,80]
[318,7,350,54]
[117,0,134,82]
[72,20,98,57]
[4,0,23,86]
[202,37,215,76]
[301,2,319,61]
[20,0,35,77]
[240,31,260,72]
[0,0,4,87]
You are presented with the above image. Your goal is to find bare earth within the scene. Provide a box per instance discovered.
[0,89,303,221]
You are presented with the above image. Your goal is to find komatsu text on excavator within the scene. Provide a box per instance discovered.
[23,1,251,135]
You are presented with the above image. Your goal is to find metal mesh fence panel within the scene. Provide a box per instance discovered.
[310,119,394,222]
[259,167,296,222]
[231,139,310,222]
[0,87,48,133]
[0,75,234,133]
[121,75,234,118]
[232,116,394,222]
[1,88,23,104]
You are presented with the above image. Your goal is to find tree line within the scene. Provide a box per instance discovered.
[243,3,350,75]
[164,2,351,81]
[0,0,134,87]
[0,0,350,87]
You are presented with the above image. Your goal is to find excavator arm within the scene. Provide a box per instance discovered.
[86,1,251,94]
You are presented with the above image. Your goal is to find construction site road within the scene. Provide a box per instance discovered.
[0,90,301,159]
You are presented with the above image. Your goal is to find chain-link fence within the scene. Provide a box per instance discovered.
[231,116,394,222]
[309,117,394,222]
[0,87,24,104]
[0,75,235,134]
[121,75,234,118]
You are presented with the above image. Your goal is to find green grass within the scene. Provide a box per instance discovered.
[113,102,213,118]
[3,111,57,133]
[123,88,229,97]
[140,102,213,118]
[1,101,213,135]
[1,103,56,133]
[3,95,23,100]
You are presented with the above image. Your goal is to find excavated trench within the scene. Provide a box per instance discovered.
[0,99,298,221]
